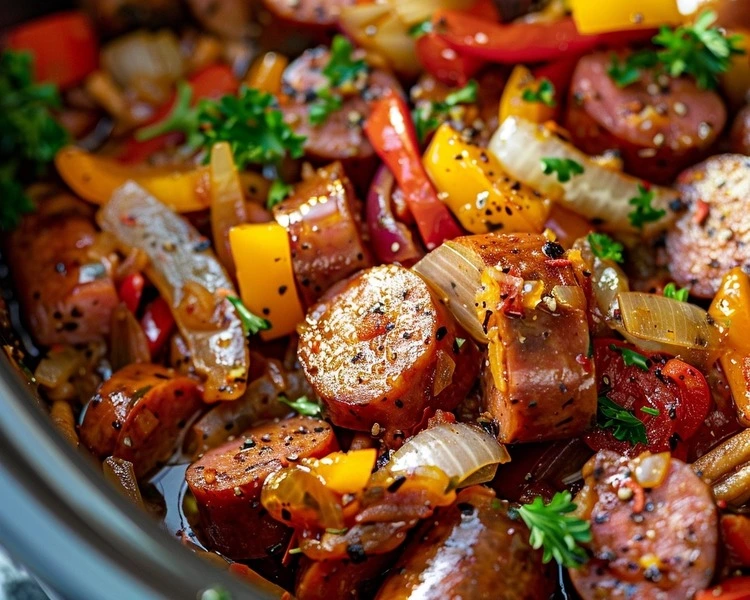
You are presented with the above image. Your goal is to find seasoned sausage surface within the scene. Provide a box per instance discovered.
[570,450,718,600]
[298,265,480,444]
[186,417,338,559]
[262,0,354,28]
[665,154,750,298]
[375,486,555,600]
[80,363,202,476]
[566,51,726,184]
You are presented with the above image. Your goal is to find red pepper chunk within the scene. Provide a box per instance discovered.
[696,577,750,600]
[117,273,145,314]
[364,94,463,250]
[140,297,175,357]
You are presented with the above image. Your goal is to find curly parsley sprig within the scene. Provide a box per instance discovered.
[597,396,648,445]
[587,232,624,263]
[628,184,666,229]
[516,491,591,569]
[412,79,479,142]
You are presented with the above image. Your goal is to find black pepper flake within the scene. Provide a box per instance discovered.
[387,475,407,493]
[281,508,292,521]
[346,544,367,564]
[457,502,475,516]
[395,399,404,409]
[435,326,448,341]
[242,439,256,449]
[542,241,565,259]
[278,285,288,295]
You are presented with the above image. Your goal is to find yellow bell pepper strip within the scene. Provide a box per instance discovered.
[499,65,556,125]
[229,222,305,341]
[710,267,750,424]
[210,142,248,274]
[55,146,270,212]
[246,52,289,96]
[305,449,377,495]
[570,0,683,35]
[423,123,551,234]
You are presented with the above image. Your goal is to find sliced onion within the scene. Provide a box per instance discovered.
[109,303,150,372]
[98,182,248,401]
[633,452,671,488]
[615,291,721,365]
[366,166,422,265]
[102,30,184,97]
[692,429,750,484]
[103,456,144,508]
[34,347,84,388]
[488,117,678,237]
[209,142,248,274]
[393,0,474,26]
[432,350,456,396]
[413,241,487,343]
[390,422,510,487]
[551,285,586,310]
[575,237,629,324]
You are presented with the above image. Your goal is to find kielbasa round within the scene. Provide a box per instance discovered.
[185,417,338,560]
[566,51,726,184]
[298,265,480,445]
[730,104,750,155]
[570,450,718,600]
[262,0,353,28]
[665,154,750,298]
[80,363,203,477]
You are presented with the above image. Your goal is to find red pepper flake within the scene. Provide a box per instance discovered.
[619,478,646,513]
[717,499,728,509]
[546,258,572,268]
[120,214,137,226]
[575,353,592,373]
[693,199,710,225]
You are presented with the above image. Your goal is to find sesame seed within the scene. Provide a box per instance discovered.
[653,133,665,146]
[673,102,687,116]
[618,486,634,501]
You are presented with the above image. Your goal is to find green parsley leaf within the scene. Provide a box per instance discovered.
[598,396,648,445]
[267,179,294,209]
[135,80,202,147]
[455,337,466,349]
[587,232,624,263]
[521,78,556,107]
[201,586,232,600]
[641,407,660,416]
[323,35,368,89]
[0,50,69,230]
[628,184,666,229]
[663,282,689,302]
[541,157,584,183]
[653,10,745,90]
[279,395,322,418]
[607,50,659,87]
[288,547,303,555]
[517,491,591,568]
[609,343,649,371]
[409,20,433,38]
[309,87,344,126]
[412,80,479,142]
[226,295,271,336]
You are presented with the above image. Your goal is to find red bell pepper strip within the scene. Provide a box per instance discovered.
[364,94,463,250]
[432,12,656,63]
[415,32,484,87]
[117,273,145,314]
[7,11,98,89]
[140,297,175,356]
[118,63,239,164]
[696,577,750,600]
[661,358,712,442]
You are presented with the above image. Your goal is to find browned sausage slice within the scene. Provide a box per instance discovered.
[273,161,372,307]
[375,486,555,600]
[665,154,750,297]
[80,363,203,477]
[7,195,119,346]
[296,553,395,600]
[185,417,338,560]
[282,47,400,166]
[454,233,597,443]
[730,105,750,155]
[570,450,718,600]
[262,0,353,27]
[566,51,726,184]
[298,265,481,445]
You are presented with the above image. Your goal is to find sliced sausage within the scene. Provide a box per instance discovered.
[296,553,395,600]
[375,486,555,600]
[273,161,372,306]
[282,47,400,172]
[298,265,481,445]
[185,0,254,39]
[185,417,338,560]
[455,233,596,443]
[80,363,203,477]
[262,0,354,28]
[570,450,718,600]
[665,154,750,297]
[81,0,183,34]
[730,105,750,155]
[566,51,726,184]
[7,195,119,346]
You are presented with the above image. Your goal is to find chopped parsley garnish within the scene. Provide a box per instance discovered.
[521,78,556,107]
[663,282,689,302]
[409,20,433,38]
[641,407,660,416]
[628,184,666,229]
[136,84,306,169]
[412,79,479,142]
[609,344,649,371]
[201,586,232,600]
[267,179,294,210]
[226,296,271,336]
[606,10,744,90]
[279,395,322,418]
[597,396,648,445]
[516,491,591,568]
[540,157,584,183]
[587,232,623,263]
[309,88,344,125]
[455,337,466,349]
[0,50,69,230]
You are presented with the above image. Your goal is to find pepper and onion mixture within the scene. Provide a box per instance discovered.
[6,0,750,598]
